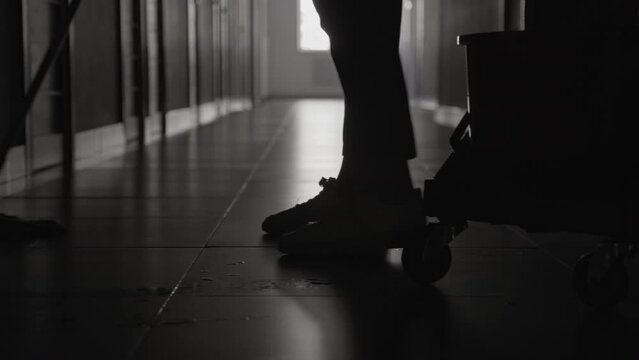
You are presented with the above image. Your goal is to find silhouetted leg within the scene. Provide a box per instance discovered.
[262,0,421,238]
[313,0,416,202]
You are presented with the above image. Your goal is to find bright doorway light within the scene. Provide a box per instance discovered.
[298,0,330,52]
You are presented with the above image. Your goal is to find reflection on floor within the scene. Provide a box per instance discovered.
[0,99,637,359]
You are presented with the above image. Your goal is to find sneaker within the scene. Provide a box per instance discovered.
[262,177,345,235]
[277,189,426,255]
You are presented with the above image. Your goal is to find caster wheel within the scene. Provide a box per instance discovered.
[573,253,629,308]
[402,224,454,284]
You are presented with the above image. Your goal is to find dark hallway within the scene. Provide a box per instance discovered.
[1,1,638,359]
[1,99,637,359]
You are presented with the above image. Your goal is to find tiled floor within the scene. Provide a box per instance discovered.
[0,99,637,359]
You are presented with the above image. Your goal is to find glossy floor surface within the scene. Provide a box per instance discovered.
[1,100,637,359]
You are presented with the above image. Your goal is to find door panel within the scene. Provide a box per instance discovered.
[120,0,144,141]
[220,0,230,113]
[197,0,215,105]
[24,0,67,171]
[162,0,189,111]
[73,0,121,133]
[225,0,251,111]
[0,1,27,188]
[146,0,163,140]
[212,0,223,108]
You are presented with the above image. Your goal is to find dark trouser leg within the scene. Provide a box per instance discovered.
[313,0,416,160]
[313,0,416,201]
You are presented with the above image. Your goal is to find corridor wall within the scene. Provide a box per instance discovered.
[397,0,526,128]
[437,0,503,108]
[0,0,261,195]
[197,0,216,108]
[162,0,190,113]
[72,0,124,162]
[266,0,342,98]
[0,1,27,185]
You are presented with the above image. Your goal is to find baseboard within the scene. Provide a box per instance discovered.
[198,101,221,125]
[0,146,27,196]
[165,108,198,137]
[412,98,439,111]
[74,123,128,170]
[434,105,466,128]
[0,102,253,197]
[145,113,163,144]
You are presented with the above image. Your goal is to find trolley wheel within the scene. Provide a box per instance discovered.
[572,253,629,308]
[402,223,456,285]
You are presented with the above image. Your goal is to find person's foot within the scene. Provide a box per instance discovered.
[277,189,426,255]
[262,177,345,235]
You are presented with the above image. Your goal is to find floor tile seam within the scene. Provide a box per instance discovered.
[151,294,437,300]
[125,105,296,360]
[0,292,170,298]
[0,245,547,250]
[122,294,571,301]
[22,246,209,249]
[203,245,277,248]
[247,180,340,184]
[200,115,296,249]
[44,216,226,220]
[200,245,539,250]
[504,225,574,270]
[448,245,540,250]
[3,197,239,201]
[0,293,562,300]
